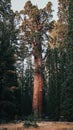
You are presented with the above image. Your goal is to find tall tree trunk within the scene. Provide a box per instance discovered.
[32,42,43,117]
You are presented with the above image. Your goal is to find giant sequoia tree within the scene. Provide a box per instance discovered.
[0,0,73,122]
[17,1,53,116]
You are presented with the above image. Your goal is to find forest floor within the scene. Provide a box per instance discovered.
[0,121,73,130]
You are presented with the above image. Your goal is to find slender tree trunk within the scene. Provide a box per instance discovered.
[32,42,43,117]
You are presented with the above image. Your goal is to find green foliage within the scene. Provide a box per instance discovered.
[0,0,19,122]
[23,114,38,128]
[43,46,61,120]
[0,0,73,122]
[23,120,38,128]
[20,58,33,116]
[24,121,32,128]
[60,0,73,121]
[61,63,73,121]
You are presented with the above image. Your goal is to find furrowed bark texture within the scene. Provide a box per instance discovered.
[32,42,43,116]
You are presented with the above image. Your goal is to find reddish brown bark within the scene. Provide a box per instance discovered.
[32,42,43,116]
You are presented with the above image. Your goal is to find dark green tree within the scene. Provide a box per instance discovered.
[44,45,61,120]
[20,57,33,116]
[0,0,18,121]
[60,0,73,121]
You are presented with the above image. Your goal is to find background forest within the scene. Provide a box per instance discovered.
[0,0,73,122]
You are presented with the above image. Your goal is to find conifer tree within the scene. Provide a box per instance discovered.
[0,0,18,121]
[18,1,53,117]
[60,0,73,121]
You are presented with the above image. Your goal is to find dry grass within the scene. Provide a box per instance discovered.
[0,122,73,130]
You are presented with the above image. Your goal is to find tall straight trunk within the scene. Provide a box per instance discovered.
[32,42,43,117]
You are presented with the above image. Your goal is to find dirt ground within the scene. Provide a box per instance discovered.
[0,122,73,130]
